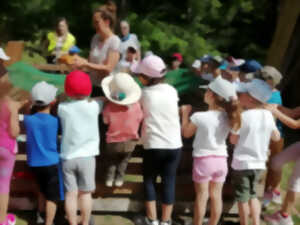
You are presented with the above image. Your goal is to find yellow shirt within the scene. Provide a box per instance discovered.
[47,32,76,54]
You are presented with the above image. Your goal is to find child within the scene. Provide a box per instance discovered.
[24,81,63,225]
[254,66,284,206]
[181,76,242,225]
[116,46,139,73]
[231,79,281,225]
[0,81,28,225]
[101,72,143,187]
[131,55,182,225]
[263,103,300,225]
[58,70,103,225]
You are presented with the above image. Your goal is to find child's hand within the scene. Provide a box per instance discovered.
[181,105,192,116]
[263,104,278,113]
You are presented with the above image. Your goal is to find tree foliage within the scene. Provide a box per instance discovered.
[0,0,279,64]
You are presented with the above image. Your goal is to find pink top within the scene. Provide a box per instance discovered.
[0,100,17,154]
[103,102,143,143]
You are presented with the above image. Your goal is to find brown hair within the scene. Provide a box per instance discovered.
[213,93,242,131]
[95,3,117,30]
[0,81,30,102]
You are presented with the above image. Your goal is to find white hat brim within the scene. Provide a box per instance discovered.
[101,75,142,105]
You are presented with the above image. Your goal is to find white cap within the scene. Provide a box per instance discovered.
[235,79,272,103]
[200,76,237,102]
[31,81,58,106]
[192,59,202,69]
[0,48,10,61]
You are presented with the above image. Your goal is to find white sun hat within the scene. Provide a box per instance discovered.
[101,72,142,105]
[235,79,272,103]
[31,81,58,106]
[200,76,237,102]
[0,48,10,61]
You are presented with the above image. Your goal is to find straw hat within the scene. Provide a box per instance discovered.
[101,72,141,105]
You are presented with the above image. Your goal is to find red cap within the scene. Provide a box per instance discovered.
[65,70,92,97]
[172,53,183,62]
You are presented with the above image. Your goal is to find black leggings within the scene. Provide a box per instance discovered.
[143,149,181,204]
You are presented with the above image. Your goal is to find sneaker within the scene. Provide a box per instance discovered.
[160,220,172,225]
[115,175,124,187]
[263,190,282,207]
[6,214,16,225]
[105,179,113,187]
[36,211,45,224]
[264,211,294,225]
[134,216,159,225]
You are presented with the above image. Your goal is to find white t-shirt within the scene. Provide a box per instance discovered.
[191,111,230,157]
[89,34,121,86]
[58,98,103,160]
[119,34,140,60]
[232,109,277,170]
[141,83,182,149]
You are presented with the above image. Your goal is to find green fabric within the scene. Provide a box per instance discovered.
[7,61,66,94]
[7,63,207,97]
[133,68,208,95]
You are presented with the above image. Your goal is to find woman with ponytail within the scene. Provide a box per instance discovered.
[74,6,120,97]
[181,76,241,225]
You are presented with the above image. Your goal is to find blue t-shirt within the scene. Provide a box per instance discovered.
[24,113,60,167]
[267,91,284,137]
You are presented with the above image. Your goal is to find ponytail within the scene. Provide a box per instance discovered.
[214,95,242,131]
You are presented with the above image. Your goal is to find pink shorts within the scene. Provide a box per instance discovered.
[193,156,228,183]
[0,147,16,194]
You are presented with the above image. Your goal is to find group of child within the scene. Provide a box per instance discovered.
[0,48,299,225]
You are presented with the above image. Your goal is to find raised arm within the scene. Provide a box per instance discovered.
[181,105,197,138]
[277,105,300,119]
[265,104,300,129]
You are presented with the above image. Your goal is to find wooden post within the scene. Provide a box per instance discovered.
[4,41,24,67]
[266,0,300,69]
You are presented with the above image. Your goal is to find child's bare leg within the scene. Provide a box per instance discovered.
[65,191,78,225]
[249,198,261,225]
[209,182,224,225]
[238,201,250,225]
[78,191,93,225]
[161,204,173,222]
[194,182,209,225]
[0,194,9,223]
[45,200,57,225]
[145,200,157,220]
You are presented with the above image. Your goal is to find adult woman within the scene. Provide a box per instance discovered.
[46,18,76,64]
[119,20,140,61]
[75,8,120,97]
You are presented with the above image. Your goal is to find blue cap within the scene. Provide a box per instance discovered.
[69,46,81,54]
[200,55,213,63]
[230,60,262,73]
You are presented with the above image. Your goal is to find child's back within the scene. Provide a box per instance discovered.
[58,98,103,160]
[141,83,182,149]
[24,113,59,166]
[232,108,277,170]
